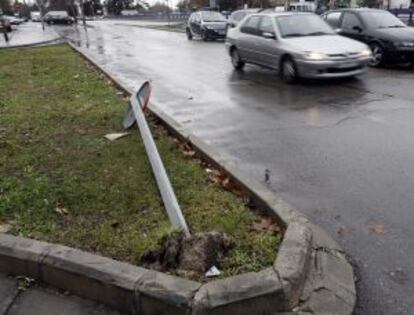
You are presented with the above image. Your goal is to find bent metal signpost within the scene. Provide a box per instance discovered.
[124,82,190,237]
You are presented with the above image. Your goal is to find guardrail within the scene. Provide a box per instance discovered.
[106,13,190,21]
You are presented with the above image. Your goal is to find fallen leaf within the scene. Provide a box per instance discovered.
[55,207,69,216]
[251,218,281,233]
[367,221,386,235]
[0,223,12,233]
[337,226,352,237]
[183,150,196,157]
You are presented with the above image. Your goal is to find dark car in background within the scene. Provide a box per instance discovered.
[186,11,227,41]
[322,8,414,66]
[2,15,24,26]
[228,8,261,27]
[44,11,74,25]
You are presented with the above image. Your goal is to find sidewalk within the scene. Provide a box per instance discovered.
[0,22,62,49]
[0,274,118,315]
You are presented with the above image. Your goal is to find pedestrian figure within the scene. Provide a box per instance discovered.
[1,19,9,42]
[265,169,271,184]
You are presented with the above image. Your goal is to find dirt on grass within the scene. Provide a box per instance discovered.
[0,44,281,281]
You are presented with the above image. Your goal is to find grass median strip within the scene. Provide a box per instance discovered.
[0,44,280,280]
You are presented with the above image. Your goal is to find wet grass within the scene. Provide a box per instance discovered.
[0,44,280,279]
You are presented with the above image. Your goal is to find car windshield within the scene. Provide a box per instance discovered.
[201,11,225,22]
[360,11,405,29]
[276,14,334,38]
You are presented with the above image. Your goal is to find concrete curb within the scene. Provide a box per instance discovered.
[0,38,65,50]
[1,41,356,314]
[0,221,310,314]
[0,27,63,50]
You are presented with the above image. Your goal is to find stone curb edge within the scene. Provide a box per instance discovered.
[0,221,310,314]
[0,37,65,50]
[0,27,63,50]
[1,41,355,314]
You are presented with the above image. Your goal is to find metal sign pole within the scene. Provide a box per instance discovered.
[127,83,190,237]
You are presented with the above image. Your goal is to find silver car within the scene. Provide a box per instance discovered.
[225,12,372,83]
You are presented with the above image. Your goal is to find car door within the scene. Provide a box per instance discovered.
[255,16,280,69]
[237,15,262,63]
[339,12,366,43]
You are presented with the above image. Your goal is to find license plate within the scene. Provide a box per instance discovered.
[338,62,358,68]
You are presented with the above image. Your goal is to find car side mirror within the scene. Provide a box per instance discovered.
[262,32,276,39]
[353,25,362,33]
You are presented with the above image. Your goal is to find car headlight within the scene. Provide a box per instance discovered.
[360,48,372,57]
[304,51,327,60]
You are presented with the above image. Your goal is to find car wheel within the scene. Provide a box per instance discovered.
[280,57,298,84]
[186,28,192,40]
[369,43,384,67]
[231,48,245,70]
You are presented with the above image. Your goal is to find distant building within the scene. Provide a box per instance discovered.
[48,0,67,10]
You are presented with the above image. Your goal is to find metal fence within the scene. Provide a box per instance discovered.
[106,12,191,21]
[389,8,414,25]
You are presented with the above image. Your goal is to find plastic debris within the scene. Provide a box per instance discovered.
[104,132,130,141]
[205,265,221,277]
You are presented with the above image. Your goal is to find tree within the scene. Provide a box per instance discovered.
[0,0,12,14]
[357,0,380,7]
[176,0,190,11]
[105,0,133,14]
[147,1,171,12]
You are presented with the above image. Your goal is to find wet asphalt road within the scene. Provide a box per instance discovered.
[56,21,414,314]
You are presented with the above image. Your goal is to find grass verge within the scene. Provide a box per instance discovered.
[0,44,280,280]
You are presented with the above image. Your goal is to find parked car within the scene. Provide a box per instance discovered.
[44,11,74,25]
[2,15,25,25]
[226,12,372,83]
[228,8,261,27]
[322,8,414,66]
[186,11,227,41]
[0,16,12,32]
[30,11,42,22]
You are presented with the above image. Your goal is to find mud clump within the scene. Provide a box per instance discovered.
[141,231,234,276]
